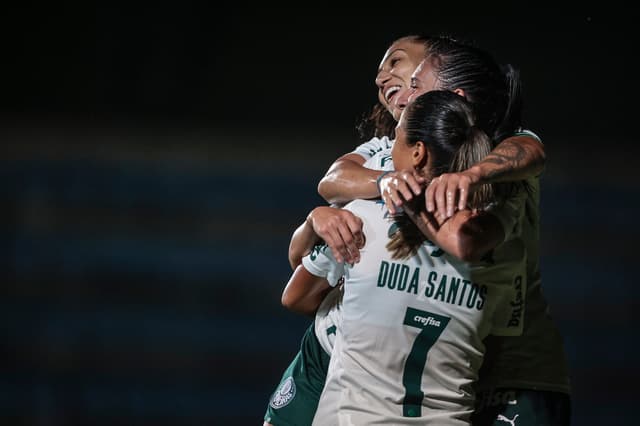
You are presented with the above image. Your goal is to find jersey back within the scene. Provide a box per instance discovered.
[311,199,525,425]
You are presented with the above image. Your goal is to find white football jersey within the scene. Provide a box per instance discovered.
[352,135,394,160]
[308,199,525,425]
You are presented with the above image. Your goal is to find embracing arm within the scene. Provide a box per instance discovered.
[406,207,505,262]
[281,265,334,317]
[317,153,386,205]
[426,134,544,217]
[470,134,545,183]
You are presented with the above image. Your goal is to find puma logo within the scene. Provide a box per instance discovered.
[497,414,519,425]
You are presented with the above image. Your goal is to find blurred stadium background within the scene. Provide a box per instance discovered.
[1,7,637,425]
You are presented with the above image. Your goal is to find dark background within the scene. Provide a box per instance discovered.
[1,6,637,426]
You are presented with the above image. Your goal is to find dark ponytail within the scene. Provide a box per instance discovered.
[387,91,496,259]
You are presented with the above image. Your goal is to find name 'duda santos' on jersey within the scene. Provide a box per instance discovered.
[376,261,487,311]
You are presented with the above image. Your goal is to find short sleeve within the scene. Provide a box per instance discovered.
[301,244,345,287]
[352,136,394,160]
[363,148,394,172]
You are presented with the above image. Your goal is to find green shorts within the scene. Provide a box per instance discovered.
[264,322,330,426]
[473,388,571,426]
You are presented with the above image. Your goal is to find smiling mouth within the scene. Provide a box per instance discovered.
[385,86,401,103]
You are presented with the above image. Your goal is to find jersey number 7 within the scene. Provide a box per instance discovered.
[402,307,450,417]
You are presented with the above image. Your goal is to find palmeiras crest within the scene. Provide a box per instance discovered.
[269,376,296,409]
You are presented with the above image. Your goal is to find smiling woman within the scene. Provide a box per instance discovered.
[375,36,429,122]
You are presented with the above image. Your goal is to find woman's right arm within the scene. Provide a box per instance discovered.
[317,153,385,205]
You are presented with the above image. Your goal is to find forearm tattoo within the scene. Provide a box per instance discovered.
[482,142,528,180]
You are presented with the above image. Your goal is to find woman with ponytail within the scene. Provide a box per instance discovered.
[282,90,527,425]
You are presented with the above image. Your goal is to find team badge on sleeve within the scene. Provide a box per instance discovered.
[269,376,296,409]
